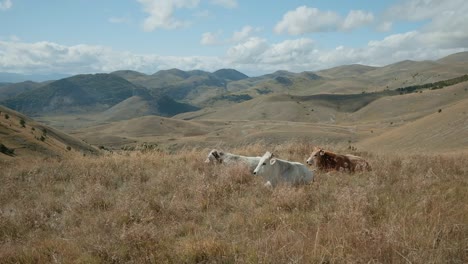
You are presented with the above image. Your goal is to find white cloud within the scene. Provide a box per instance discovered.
[0,0,12,10]
[0,40,224,75]
[137,0,200,31]
[274,6,341,35]
[200,31,223,45]
[275,6,374,35]
[382,0,468,50]
[384,0,463,22]
[342,10,374,30]
[1,35,466,77]
[261,38,316,65]
[9,35,20,42]
[201,25,262,46]
[377,21,392,32]
[231,26,261,42]
[211,0,237,9]
[226,37,269,64]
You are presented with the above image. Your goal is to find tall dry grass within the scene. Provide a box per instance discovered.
[0,143,467,263]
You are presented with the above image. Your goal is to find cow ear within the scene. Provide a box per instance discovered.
[211,150,220,160]
[270,158,277,165]
[219,151,224,156]
[319,150,325,156]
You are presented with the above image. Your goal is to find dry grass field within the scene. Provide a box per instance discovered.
[1,142,467,263]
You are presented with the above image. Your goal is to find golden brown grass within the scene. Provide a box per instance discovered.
[0,143,467,263]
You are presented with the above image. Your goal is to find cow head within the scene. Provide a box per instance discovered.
[253,151,274,175]
[205,149,225,163]
[306,147,324,165]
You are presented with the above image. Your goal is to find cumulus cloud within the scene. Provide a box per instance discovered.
[275,6,374,35]
[201,25,261,46]
[382,0,468,50]
[1,32,466,77]
[231,26,261,42]
[342,10,374,31]
[137,0,200,31]
[211,0,237,9]
[274,6,341,35]
[0,0,12,10]
[200,31,223,45]
[3,0,468,78]
[377,21,392,32]
[226,37,269,64]
[0,40,224,75]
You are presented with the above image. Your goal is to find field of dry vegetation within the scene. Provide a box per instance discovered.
[0,142,467,263]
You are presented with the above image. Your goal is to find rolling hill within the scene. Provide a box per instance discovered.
[357,98,468,152]
[0,81,45,101]
[112,68,249,106]
[0,105,98,160]
[1,73,198,118]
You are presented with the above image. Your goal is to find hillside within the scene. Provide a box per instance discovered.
[1,73,198,118]
[176,92,385,123]
[348,81,468,124]
[74,115,361,150]
[317,64,378,78]
[0,105,98,160]
[212,68,249,81]
[0,81,44,101]
[111,68,251,106]
[2,74,141,115]
[60,53,468,111]
[358,98,468,152]
[73,115,212,147]
[95,94,199,122]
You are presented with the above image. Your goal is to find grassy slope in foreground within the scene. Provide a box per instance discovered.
[0,144,466,263]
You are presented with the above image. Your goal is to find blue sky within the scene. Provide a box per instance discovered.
[0,0,467,76]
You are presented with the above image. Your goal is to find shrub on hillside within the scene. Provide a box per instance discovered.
[0,143,14,156]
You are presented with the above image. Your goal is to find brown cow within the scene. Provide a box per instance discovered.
[345,154,372,171]
[306,147,371,172]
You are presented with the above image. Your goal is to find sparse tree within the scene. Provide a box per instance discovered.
[4,114,9,119]
[20,119,26,128]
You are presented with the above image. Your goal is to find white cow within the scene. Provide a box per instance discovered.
[253,151,314,187]
[205,149,261,171]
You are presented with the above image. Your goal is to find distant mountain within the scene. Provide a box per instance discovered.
[110,70,147,80]
[96,92,199,122]
[212,69,249,81]
[0,72,71,82]
[2,73,140,114]
[317,64,377,78]
[113,68,245,105]
[0,81,45,101]
[1,73,198,117]
[437,51,468,65]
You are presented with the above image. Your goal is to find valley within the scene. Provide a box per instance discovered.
[1,52,468,158]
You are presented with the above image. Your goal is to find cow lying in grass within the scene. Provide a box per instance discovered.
[253,151,314,187]
[345,154,372,171]
[205,149,261,171]
[306,147,371,172]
